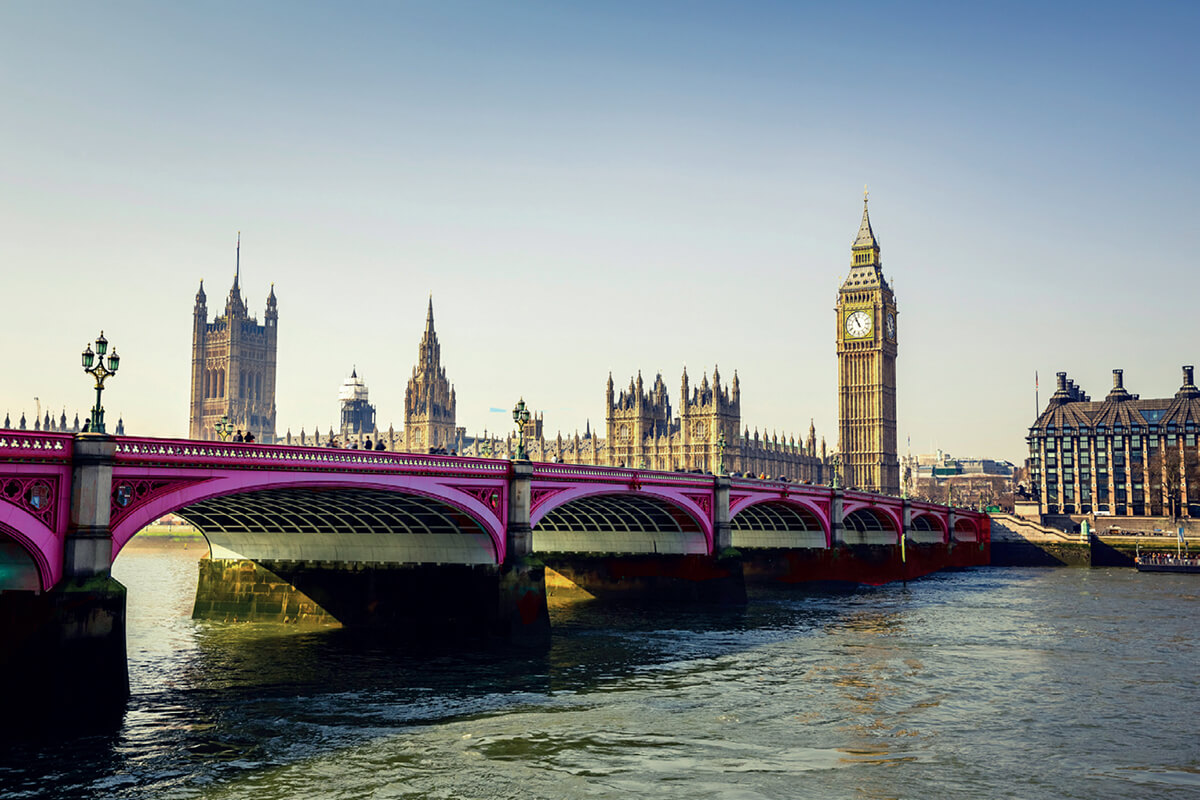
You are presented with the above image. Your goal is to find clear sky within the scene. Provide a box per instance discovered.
[1,1,1196,463]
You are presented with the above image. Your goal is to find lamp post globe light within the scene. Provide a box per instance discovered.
[80,331,120,435]
[512,398,531,461]
[214,415,235,442]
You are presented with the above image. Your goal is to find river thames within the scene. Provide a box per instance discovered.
[2,544,1197,799]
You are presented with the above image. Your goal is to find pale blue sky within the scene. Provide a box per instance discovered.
[1,1,1195,462]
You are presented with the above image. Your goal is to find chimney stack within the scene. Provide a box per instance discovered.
[1113,369,1124,389]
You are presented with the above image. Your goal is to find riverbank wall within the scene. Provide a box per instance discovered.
[989,513,1196,567]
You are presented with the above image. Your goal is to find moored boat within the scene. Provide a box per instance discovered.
[1135,553,1200,574]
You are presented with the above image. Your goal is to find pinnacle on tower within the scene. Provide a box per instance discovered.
[853,188,878,249]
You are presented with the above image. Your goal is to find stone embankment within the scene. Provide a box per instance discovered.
[988,514,1091,566]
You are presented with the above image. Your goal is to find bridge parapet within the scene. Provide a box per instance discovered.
[0,432,74,462]
[531,463,716,487]
[114,437,509,477]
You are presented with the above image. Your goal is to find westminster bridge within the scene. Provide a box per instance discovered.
[0,431,987,723]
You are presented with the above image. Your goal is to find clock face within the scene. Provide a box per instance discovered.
[845,310,872,338]
[886,312,896,339]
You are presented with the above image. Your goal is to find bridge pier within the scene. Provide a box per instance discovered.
[541,552,745,604]
[0,435,128,732]
[193,558,551,643]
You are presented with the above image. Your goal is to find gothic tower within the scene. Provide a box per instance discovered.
[403,298,457,453]
[836,192,899,494]
[188,236,278,442]
[678,365,740,474]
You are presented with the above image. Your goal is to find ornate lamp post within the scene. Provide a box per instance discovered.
[512,398,531,461]
[717,431,727,476]
[829,453,841,489]
[214,415,235,442]
[80,331,120,434]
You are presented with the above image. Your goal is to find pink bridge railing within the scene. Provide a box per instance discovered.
[532,463,717,486]
[113,437,509,477]
[0,432,74,462]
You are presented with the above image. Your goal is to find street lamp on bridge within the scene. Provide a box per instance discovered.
[512,398,531,461]
[81,331,120,435]
[214,415,235,442]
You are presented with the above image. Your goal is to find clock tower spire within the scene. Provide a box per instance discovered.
[836,189,899,494]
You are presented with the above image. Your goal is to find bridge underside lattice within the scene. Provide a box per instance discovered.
[533,493,707,555]
[175,487,498,565]
[731,501,827,549]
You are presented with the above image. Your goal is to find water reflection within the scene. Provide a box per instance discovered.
[4,551,1199,800]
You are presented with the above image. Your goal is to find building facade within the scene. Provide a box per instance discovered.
[836,194,900,494]
[189,242,278,443]
[901,451,1016,508]
[1028,367,1200,518]
[402,299,458,453]
[450,368,825,482]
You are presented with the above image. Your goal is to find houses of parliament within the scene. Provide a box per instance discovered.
[187,197,902,494]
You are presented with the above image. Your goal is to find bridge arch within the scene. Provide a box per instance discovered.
[909,512,948,544]
[841,506,901,545]
[730,499,830,549]
[952,517,979,542]
[532,490,710,555]
[0,513,55,591]
[109,472,507,566]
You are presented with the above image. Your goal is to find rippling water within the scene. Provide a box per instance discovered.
[3,544,1198,799]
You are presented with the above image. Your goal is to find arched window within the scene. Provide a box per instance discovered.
[218,370,225,398]
[203,370,210,398]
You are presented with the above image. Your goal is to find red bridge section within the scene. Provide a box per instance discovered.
[0,433,988,593]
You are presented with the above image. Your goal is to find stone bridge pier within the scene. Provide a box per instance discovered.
[1,436,128,731]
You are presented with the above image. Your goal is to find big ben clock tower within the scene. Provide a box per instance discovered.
[836,190,900,494]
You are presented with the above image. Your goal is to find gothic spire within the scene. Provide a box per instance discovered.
[853,187,878,249]
[226,232,247,318]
